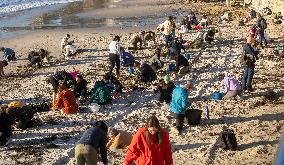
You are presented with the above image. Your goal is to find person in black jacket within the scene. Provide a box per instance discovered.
[242,38,259,92]
[28,51,42,68]
[75,121,108,165]
[74,75,88,99]
[175,53,189,76]
[134,61,157,83]
[204,29,216,44]
[154,75,175,104]
[0,108,13,145]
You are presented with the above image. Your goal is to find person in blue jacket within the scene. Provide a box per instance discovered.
[170,82,192,134]
[120,48,135,67]
[0,47,16,61]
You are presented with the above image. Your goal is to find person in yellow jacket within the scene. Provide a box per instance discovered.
[107,128,133,153]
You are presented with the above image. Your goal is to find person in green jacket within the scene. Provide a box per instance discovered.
[90,81,112,105]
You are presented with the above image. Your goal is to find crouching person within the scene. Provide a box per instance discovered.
[219,74,242,99]
[170,83,192,134]
[53,85,78,114]
[107,128,133,153]
[0,108,13,145]
[75,121,108,165]
[154,75,175,105]
[28,51,42,68]
[90,81,112,105]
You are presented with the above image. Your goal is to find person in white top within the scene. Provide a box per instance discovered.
[157,16,174,46]
[108,36,121,76]
[61,34,77,59]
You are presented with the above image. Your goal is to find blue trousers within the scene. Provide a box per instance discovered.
[259,29,267,47]
[242,67,255,90]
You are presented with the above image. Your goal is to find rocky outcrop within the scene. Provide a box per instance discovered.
[245,0,284,14]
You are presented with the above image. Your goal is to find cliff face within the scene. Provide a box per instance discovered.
[245,0,284,14]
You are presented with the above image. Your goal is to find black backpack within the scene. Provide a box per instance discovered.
[217,128,238,151]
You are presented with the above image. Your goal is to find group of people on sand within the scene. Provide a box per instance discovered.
[1,4,284,164]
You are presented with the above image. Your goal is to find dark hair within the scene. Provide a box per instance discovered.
[145,116,163,147]
[113,35,120,42]
[94,121,108,133]
[0,47,4,51]
[2,60,8,66]
[218,74,225,81]
[67,34,70,38]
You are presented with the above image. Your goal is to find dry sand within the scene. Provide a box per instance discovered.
[0,1,284,165]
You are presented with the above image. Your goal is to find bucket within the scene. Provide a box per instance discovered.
[212,92,223,100]
[185,109,202,125]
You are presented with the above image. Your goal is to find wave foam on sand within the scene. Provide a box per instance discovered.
[0,0,82,16]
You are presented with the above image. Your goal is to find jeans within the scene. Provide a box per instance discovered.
[259,29,267,47]
[109,53,120,75]
[242,67,255,90]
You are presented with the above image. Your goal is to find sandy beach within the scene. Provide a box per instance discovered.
[0,0,284,164]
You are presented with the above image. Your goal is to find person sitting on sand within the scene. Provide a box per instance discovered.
[74,74,88,100]
[109,35,121,76]
[131,31,145,50]
[38,48,50,64]
[0,47,16,61]
[174,53,190,77]
[90,80,112,105]
[218,74,242,99]
[124,115,173,165]
[0,60,8,77]
[170,82,192,134]
[154,75,176,105]
[103,72,123,98]
[61,34,77,59]
[133,61,157,84]
[107,128,133,153]
[75,121,108,165]
[61,34,72,49]
[148,47,164,72]
[53,85,78,114]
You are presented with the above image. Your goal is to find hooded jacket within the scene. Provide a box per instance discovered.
[124,128,173,165]
[90,81,112,105]
[53,89,78,114]
[170,86,189,114]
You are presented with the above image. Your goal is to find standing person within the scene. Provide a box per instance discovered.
[53,85,78,114]
[218,74,242,99]
[256,14,268,48]
[170,83,192,133]
[157,16,174,47]
[124,116,173,165]
[0,60,8,77]
[0,47,16,61]
[75,121,108,165]
[242,37,259,92]
[109,36,121,76]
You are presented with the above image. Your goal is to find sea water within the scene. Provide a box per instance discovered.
[0,0,82,16]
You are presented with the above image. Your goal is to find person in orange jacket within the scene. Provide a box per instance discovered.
[53,85,78,114]
[124,115,173,165]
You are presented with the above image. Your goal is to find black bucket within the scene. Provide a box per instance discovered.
[185,109,202,125]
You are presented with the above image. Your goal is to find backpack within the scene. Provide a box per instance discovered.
[217,128,238,151]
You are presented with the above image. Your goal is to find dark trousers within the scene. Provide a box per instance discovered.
[174,113,185,132]
[164,35,172,47]
[242,67,255,90]
[109,53,120,75]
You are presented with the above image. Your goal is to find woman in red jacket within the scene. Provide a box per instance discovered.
[124,116,173,165]
[53,85,78,114]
